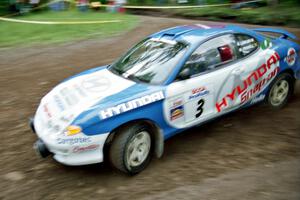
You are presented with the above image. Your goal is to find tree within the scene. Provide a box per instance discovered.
[267,0,278,6]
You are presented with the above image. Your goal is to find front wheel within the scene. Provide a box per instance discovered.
[267,73,295,109]
[109,123,153,175]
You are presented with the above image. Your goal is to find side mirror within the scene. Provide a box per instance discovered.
[178,68,191,80]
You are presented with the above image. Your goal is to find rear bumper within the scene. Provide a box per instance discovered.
[29,117,110,166]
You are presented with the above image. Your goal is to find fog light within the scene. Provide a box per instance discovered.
[65,125,82,136]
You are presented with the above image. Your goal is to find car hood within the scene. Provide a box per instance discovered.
[34,67,143,136]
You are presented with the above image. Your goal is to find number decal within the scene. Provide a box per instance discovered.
[196,99,205,118]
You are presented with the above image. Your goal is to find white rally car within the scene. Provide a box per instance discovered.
[30,24,300,174]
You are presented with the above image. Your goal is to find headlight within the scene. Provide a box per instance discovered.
[64,125,82,136]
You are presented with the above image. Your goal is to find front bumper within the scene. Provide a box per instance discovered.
[30,117,109,166]
[33,139,52,158]
[29,117,36,134]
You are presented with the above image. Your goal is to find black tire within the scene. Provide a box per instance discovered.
[109,123,153,175]
[267,72,295,109]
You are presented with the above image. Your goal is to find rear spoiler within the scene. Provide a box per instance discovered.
[252,28,297,40]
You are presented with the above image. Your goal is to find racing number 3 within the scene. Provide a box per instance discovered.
[196,99,205,118]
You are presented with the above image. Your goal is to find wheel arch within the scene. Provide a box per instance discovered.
[279,68,296,93]
[280,68,297,81]
[266,68,296,109]
[266,68,296,95]
[103,118,164,161]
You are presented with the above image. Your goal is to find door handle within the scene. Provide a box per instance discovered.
[231,68,245,75]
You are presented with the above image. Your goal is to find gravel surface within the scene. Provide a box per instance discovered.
[0,16,299,200]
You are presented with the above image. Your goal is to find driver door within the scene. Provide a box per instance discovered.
[163,34,243,129]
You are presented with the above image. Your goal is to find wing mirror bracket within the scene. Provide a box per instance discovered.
[178,68,191,80]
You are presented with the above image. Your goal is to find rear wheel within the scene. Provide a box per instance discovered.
[267,73,295,109]
[109,123,153,175]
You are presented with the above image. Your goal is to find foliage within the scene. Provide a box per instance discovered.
[170,1,300,27]
[127,0,231,6]
[0,0,9,15]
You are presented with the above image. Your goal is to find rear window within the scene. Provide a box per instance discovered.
[235,34,259,57]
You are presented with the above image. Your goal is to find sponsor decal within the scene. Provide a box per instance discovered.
[260,39,272,50]
[60,115,74,123]
[73,144,99,153]
[73,84,88,97]
[195,99,205,118]
[81,76,111,93]
[170,99,184,121]
[216,52,280,112]
[172,99,183,107]
[46,120,53,129]
[43,103,52,118]
[100,91,165,119]
[285,48,297,66]
[60,87,79,106]
[237,38,255,47]
[250,94,265,105]
[240,66,278,103]
[238,38,258,54]
[194,23,211,29]
[57,137,92,145]
[53,95,65,112]
[170,105,184,121]
[241,67,279,103]
[189,87,209,100]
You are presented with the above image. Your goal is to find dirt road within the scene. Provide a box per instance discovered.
[0,16,299,200]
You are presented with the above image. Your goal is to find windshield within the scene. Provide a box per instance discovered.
[108,38,188,84]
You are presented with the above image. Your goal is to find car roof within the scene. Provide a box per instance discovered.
[150,24,249,45]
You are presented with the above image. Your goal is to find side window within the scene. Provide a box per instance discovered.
[181,34,238,77]
[235,34,259,57]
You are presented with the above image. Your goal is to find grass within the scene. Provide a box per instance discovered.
[169,2,300,28]
[0,10,139,48]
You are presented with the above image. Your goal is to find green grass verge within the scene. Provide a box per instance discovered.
[0,10,139,48]
[170,3,300,28]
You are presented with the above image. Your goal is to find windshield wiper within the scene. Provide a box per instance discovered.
[109,66,123,75]
[127,74,149,83]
